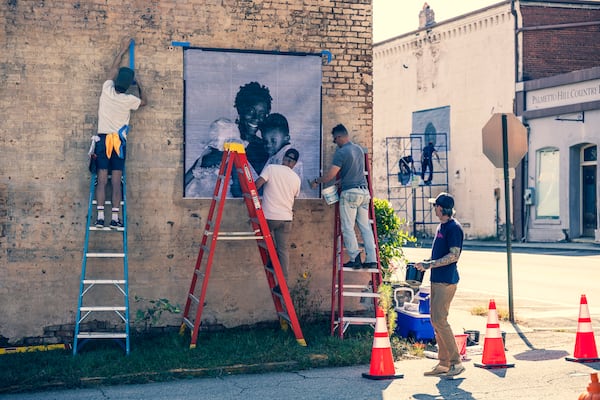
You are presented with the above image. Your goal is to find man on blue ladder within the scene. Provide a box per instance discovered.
[90,37,147,228]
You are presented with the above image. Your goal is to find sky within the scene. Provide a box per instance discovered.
[373,0,502,42]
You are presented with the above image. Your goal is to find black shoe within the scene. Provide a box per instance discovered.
[110,219,124,229]
[363,262,378,269]
[95,219,104,228]
[343,254,362,269]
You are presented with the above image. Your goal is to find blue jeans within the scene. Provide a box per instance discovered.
[339,188,377,263]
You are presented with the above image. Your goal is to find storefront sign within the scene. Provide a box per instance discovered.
[526,79,600,111]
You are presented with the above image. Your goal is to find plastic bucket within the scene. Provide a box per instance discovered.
[405,263,424,286]
[322,185,339,205]
[464,329,480,346]
[454,334,468,359]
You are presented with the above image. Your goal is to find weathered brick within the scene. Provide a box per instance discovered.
[0,0,373,344]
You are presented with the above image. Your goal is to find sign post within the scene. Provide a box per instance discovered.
[482,113,528,323]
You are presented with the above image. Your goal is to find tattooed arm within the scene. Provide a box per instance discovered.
[415,246,461,271]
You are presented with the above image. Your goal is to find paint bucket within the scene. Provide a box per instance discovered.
[322,185,339,205]
[405,263,424,286]
[454,334,468,359]
[464,329,480,346]
[417,286,430,314]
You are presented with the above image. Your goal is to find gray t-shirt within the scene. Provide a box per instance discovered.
[332,142,367,191]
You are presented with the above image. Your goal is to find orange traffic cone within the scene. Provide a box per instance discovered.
[578,372,600,398]
[474,299,515,369]
[362,306,404,380]
[566,294,600,363]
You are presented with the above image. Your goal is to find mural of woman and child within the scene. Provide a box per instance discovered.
[184,81,307,198]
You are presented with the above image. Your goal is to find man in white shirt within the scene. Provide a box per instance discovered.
[255,148,301,284]
[92,37,147,228]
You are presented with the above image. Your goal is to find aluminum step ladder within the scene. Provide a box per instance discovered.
[180,142,306,349]
[73,172,130,354]
[330,151,383,338]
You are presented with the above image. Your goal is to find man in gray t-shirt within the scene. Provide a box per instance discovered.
[310,124,377,269]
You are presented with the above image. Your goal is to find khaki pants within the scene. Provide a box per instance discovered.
[430,282,460,367]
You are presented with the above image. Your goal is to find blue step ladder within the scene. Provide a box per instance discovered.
[73,39,135,355]
[73,172,130,355]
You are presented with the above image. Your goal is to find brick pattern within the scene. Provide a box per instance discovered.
[0,0,372,345]
[521,5,600,80]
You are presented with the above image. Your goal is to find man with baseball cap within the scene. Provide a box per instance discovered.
[416,192,465,378]
[255,148,301,288]
[91,37,147,229]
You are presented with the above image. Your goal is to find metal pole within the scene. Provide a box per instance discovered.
[501,114,515,323]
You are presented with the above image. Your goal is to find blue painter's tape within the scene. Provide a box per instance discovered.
[129,39,135,71]
[171,41,191,47]
[321,50,332,64]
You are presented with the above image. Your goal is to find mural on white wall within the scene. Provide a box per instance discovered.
[183,48,322,199]
[411,106,450,184]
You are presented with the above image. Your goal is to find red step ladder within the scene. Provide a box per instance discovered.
[331,151,383,338]
[180,142,306,348]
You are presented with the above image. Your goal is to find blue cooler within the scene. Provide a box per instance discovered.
[417,286,430,314]
[395,307,435,341]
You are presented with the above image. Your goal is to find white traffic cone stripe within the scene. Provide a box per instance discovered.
[578,321,594,332]
[373,336,392,348]
[580,307,591,319]
[486,327,502,338]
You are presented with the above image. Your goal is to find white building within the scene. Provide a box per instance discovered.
[373,2,515,239]
[374,1,600,242]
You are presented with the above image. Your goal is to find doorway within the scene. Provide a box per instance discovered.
[581,145,597,237]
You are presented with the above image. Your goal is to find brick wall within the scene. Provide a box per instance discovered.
[0,0,373,344]
[521,4,600,80]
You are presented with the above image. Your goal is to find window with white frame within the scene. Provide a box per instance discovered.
[536,147,560,219]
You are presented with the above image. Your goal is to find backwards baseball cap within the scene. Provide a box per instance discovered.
[115,67,135,93]
[428,192,454,209]
[284,148,299,162]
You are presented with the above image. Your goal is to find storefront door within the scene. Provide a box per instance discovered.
[582,163,597,237]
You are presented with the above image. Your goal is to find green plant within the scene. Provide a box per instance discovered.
[134,296,181,332]
[373,198,416,334]
[374,198,416,281]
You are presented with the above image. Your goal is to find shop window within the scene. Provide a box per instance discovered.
[536,148,559,219]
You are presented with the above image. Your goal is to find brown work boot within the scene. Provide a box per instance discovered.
[423,364,449,377]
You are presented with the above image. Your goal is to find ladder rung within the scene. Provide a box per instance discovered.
[86,252,125,258]
[77,332,127,339]
[342,291,380,298]
[277,311,291,323]
[83,279,126,285]
[182,317,194,330]
[188,293,200,304]
[89,226,125,232]
[337,316,376,324]
[213,232,263,240]
[339,284,371,290]
[342,266,379,272]
[91,200,125,205]
[80,306,126,312]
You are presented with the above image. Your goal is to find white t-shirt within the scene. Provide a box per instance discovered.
[97,80,142,134]
[259,164,301,221]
